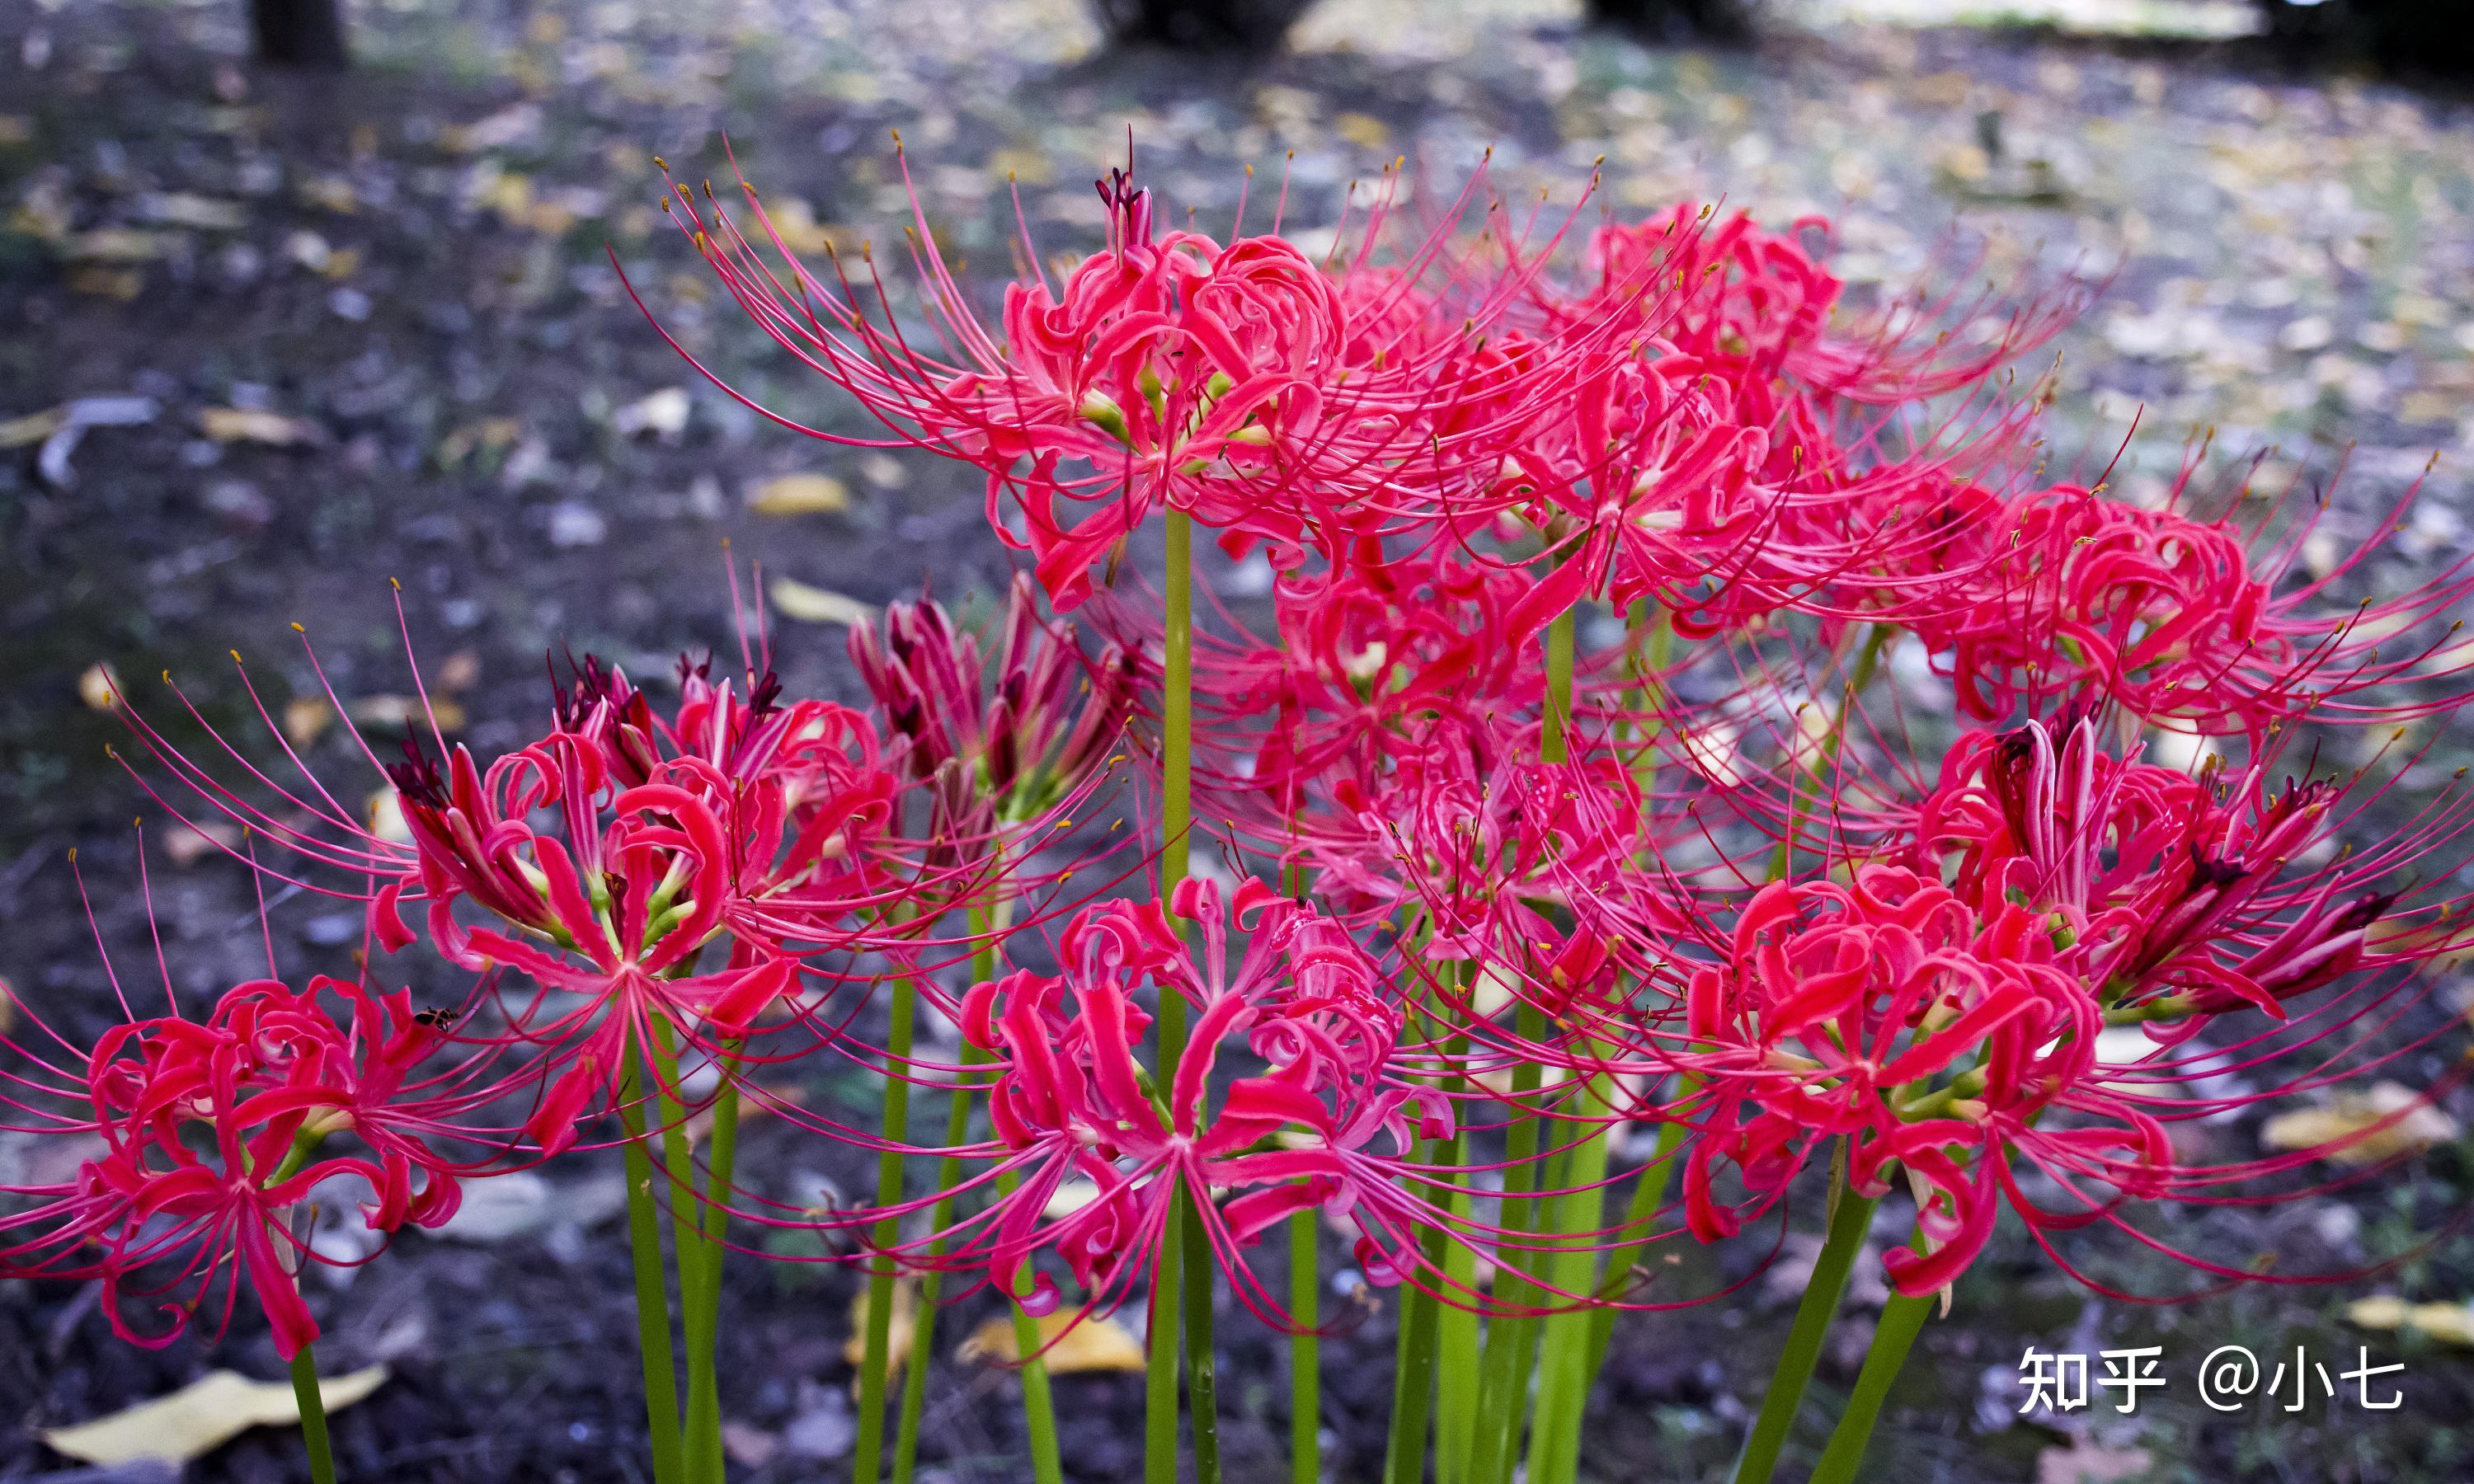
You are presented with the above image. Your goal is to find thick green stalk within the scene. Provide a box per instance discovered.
[1807,1236,1936,1484]
[1730,1184,1879,1484]
[1432,1129,1479,1484]
[1288,1208,1320,1484]
[1464,599,1583,1484]
[1148,508,1197,1484]
[1183,1193,1222,1482]
[1466,1003,1550,1484]
[617,1051,687,1484]
[996,1166,1066,1484]
[1382,1138,1443,1484]
[289,1342,338,1484]
[1581,1098,1688,1380]
[684,1057,741,1482]
[892,1044,983,1484]
[1540,603,1577,763]
[642,1021,719,1484]
[1526,1044,1620,1484]
[854,978,920,1484]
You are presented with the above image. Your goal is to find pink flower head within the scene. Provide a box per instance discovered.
[926,879,1449,1327]
[2,976,463,1360]
[1920,483,2474,735]
[848,571,1136,821]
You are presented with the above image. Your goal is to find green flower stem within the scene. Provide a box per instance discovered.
[1540,600,1578,763]
[854,975,920,1484]
[684,1051,742,1482]
[892,1042,983,1484]
[1525,1041,1620,1484]
[1382,1139,1443,1484]
[1580,1090,1691,1381]
[1730,1181,1879,1484]
[1288,1206,1321,1484]
[617,1045,688,1484]
[995,1165,1066,1484]
[1767,627,1888,883]
[1148,507,1197,1484]
[1467,1003,1551,1484]
[642,1020,719,1484]
[1432,1123,1479,1484]
[896,887,1021,1484]
[289,1341,338,1484]
[1807,1234,1936,1484]
[1277,861,1321,1484]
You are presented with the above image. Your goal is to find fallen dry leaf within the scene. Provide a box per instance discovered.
[2349,1294,2474,1348]
[42,1365,388,1465]
[2260,1082,2462,1167]
[2036,1439,2152,1484]
[346,694,467,733]
[78,661,121,711]
[0,406,63,448]
[842,1280,918,1386]
[199,408,326,447]
[614,387,691,439]
[284,697,335,747]
[960,1310,1147,1374]
[769,578,876,627]
[433,650,482,693]
[160,820,240,866]
[749,473,851,515]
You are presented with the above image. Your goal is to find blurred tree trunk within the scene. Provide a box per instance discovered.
[252,0,349,67]
[1586,0,1752,40]
[1094,0,1313,49]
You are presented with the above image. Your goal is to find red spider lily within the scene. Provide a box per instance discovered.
[1183,544,1546,810]
[1918,479,2474,735]
[0,976,465,1359]
[848,571,1136,822]
[1677,866,2123,1295]
[1912,711,2471,1034]
[869,878,1469,1328]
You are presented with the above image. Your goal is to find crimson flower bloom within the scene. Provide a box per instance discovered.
[1,976,463,1359]
[880,877,1455,1327]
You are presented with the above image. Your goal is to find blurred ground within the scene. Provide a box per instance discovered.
[3,0,2474,1480]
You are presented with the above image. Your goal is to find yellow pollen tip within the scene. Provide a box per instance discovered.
[290,622,306,633]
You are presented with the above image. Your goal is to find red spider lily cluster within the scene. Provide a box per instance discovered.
[8,152,2472,1481]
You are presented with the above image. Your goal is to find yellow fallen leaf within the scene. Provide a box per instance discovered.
[42,1365,388,1465]
[0,406,63,448]
[347,695,467,733]
[960,1310,1146,1374]
[200,408,325,447]
[2035,1439,2152,1484]
[78,661,122,711]
[70,266,143,301]
[842,1280,917,1385]
[161,820,240,866]
[2349,1295,2474,1347]
[768,578,876,627]
[2260,1082,2462,1167]
[69,229,172,263]
[749,473,851,515]
[1332,112,1390,152]
[284,697,335,747]
[433,650,482,693]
